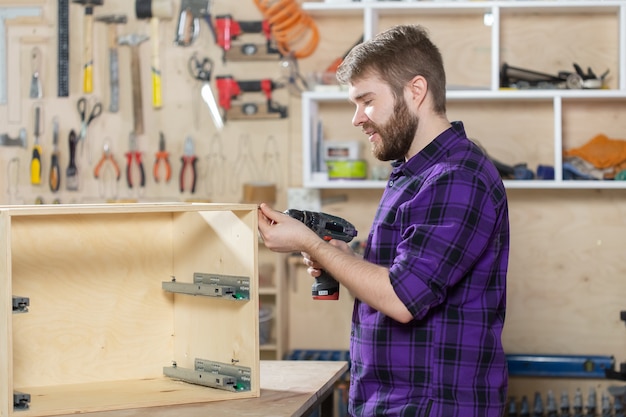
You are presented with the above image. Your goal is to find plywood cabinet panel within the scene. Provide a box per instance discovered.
[1,203,260,416]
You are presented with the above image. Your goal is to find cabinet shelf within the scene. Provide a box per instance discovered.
[259,286,278,296]
[301,1,626,190]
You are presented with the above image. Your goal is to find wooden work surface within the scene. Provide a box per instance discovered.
[49,361,349,417]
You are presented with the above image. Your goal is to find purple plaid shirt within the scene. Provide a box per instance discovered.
[349,122,509,417]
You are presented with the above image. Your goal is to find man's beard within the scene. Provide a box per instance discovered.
[365,98,418,161]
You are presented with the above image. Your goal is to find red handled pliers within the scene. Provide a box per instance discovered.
[125,133,145,189]
[180,136,197,193]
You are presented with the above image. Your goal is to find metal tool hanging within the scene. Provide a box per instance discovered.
[29,46,42,99]
[174,0,213,47]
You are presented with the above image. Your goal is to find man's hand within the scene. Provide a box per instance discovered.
[257,203,320,253]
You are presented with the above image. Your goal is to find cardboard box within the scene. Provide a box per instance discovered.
[0,203,260,416]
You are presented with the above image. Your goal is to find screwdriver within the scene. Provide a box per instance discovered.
[66,129,79,191]
[49,117,60,192]
[30,105,42,185]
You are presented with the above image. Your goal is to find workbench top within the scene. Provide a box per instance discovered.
[49,360,349,417]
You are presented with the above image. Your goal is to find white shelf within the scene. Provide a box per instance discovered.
[303,1,624,15]
[304,89,626,101]
[303,178,626,190]
[301,1,626,190]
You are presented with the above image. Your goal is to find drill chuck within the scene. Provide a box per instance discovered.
[284,209,357,300]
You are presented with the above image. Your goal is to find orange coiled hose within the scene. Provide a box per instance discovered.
[254,0,319,59]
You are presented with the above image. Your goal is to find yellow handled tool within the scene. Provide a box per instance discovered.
[135,0,174,109]
[30,106,42,185]
[73,0,104,93]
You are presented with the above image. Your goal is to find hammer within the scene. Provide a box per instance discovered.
[95,14,127,113]
[73,0,104,94]
[118,33,149,135]
[135,0,173,109]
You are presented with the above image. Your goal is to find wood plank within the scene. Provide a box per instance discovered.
[0,212,13,417]
[15,378,255,417]
[46,361,349,417]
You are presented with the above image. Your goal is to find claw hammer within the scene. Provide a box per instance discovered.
[118,33,149,135]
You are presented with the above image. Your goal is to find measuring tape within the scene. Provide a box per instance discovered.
[57,0,69,97]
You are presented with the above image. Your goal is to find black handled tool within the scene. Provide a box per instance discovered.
[49,117,60,192]
[66,130,79,191]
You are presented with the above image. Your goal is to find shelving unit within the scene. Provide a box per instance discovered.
[258,246,288,360]
[301,1,626,190]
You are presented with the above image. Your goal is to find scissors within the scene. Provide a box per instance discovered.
[77,96,103,163]
[188,53,223,130]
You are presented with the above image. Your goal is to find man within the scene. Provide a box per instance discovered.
[258,24,509,417]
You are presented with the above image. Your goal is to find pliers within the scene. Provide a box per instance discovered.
[153,132,171,183]
[94,141,121,181]
[180,136,197,193]
[125,133,145,189]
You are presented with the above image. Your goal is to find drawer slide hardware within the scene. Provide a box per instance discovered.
[12,296,29,313]
[14,391,30,410]
[164,359,251,392]
[162,273,250,300]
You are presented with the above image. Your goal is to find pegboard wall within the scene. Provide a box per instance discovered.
[0,0,303,205]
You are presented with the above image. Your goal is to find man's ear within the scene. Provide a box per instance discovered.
[408,75,427,105]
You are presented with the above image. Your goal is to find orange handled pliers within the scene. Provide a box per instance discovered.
[94,141,121,181]
[153,132,171,183]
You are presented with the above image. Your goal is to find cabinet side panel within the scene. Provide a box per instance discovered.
[11,213,175,388]
[0,213,11,417]
[171,209,259,395]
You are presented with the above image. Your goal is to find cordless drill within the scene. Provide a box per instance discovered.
[284,209,358,300]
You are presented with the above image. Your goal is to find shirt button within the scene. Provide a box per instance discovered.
[388,180,394,187]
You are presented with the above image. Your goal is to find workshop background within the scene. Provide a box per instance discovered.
[1,0,626,415]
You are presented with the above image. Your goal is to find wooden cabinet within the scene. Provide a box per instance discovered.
[301,1,626,189]
[1,203,260,416]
